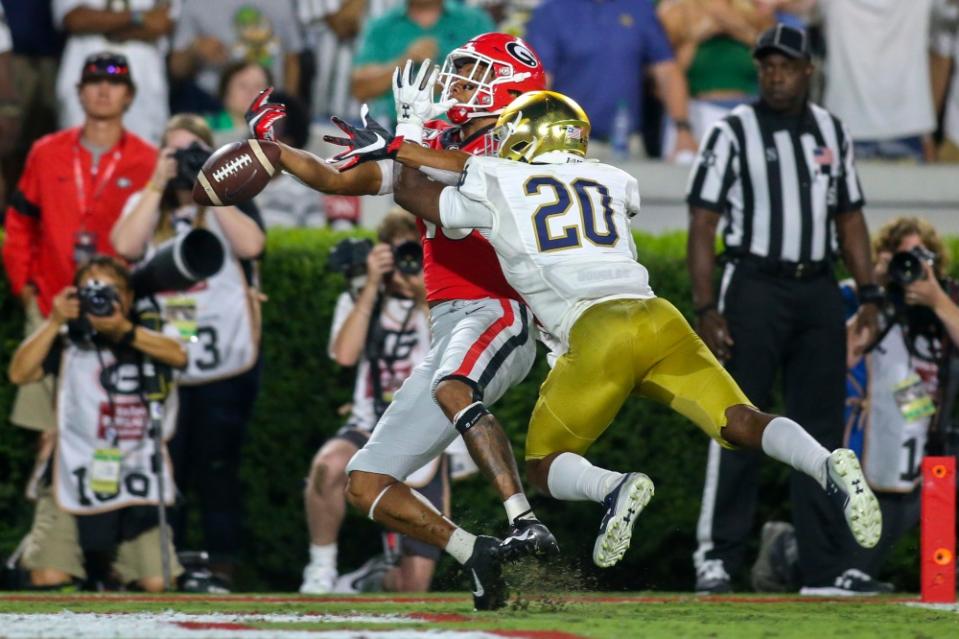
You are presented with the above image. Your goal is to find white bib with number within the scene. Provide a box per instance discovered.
[54,343,178,514]
[863,325,935,492]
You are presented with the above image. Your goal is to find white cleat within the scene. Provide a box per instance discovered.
[299,563,337,595]
[592,473,655,568]
[824,449,882,549]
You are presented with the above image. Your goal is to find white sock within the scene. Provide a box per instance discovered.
[546,452,625,504]
[309,543,337,567]
[761,416,830,488]
[445,527,477,565]
[504,493,536,523]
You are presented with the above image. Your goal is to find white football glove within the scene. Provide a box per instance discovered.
[392,59,456,144]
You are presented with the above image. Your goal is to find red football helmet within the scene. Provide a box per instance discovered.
[439,33,547,125]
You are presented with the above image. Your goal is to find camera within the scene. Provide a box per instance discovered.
[327,238,424,278]
[78,281,120,317]
[132,228,225,298]
[888,246,936,287]
[170,142,212,191]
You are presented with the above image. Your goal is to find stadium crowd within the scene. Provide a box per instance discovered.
[1,0,958,600]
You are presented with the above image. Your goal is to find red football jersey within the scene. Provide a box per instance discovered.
[418,120,520,303]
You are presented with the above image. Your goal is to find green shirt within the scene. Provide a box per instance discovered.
[687,36,758,98]
[353,1,495,124]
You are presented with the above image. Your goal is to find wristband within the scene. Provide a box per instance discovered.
[675,120,692,132]
[857,284,884,307]
[118,325,137,347]
[130,9,145,27]
[694,303,717,316]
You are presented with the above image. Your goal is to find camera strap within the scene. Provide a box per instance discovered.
[367,296,418,422]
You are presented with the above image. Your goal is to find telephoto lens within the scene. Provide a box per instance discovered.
[78,281,120,317]
[392,240,423,275]
[888,246,936,286]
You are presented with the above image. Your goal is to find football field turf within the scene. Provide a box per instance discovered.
[0,592,956,638]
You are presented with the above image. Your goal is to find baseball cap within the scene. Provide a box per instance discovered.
[80,52,134,86]
[753,24,811,60]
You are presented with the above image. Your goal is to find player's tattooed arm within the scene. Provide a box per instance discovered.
[277,143,383,195]
[393,165,445,226]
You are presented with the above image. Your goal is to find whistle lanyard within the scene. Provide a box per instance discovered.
[73,141,123,232]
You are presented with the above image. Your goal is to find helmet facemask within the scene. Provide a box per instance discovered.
[439,54,533,124]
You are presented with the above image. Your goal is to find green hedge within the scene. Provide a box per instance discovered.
[1,228,935,592]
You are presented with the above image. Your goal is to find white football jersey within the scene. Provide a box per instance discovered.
[439,155,654,348]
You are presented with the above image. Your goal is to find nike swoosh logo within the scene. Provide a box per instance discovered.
[471,569,484,598]
[352,133,386,155]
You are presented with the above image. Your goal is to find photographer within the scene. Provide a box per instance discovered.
[833,217,959,592]
[302,211,458,594]
[111,114,265,589]
[9,256,187,592]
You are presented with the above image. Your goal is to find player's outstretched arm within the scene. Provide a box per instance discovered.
[395,143,470,173]
[278,142,383,195]
[393,165,445,226]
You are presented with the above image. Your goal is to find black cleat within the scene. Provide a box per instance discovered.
[499,517,560,561]
[464,535,507,611]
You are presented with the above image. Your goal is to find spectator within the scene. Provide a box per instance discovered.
[686,25,879,594]
[111,114,266,590]
[206,60,272,145]
[53,0,176,144]
[3,51,156,434]
[351,0,494,124]
[658,0,775,142]
[249,90,326,228]
[813,217,959,594]
[298,0,402,120]
[0,0,63,214]
[820,0,937,162]
[524,0,698,159]
[931,0,959,162]
[9,255,187,591]
[170,0,304,111]
[302,211,453,594]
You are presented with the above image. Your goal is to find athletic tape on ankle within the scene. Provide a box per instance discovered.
[368,484,394,521]
[453,401,490,435]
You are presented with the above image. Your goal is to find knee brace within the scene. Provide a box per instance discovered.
[453,401,491,435]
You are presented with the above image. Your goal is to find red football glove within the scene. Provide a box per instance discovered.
[324,104,404,171]
[245,87,286,142]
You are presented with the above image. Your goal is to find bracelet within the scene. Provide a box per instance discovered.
[675,119,692,132]
[130,9,145,27]
[694,303,717,316]
[857,284,885,307]
[118,325,137,347]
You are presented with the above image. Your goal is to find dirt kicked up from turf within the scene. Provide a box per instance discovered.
[0,592,956,639]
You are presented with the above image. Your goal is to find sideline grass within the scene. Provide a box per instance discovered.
[0,592,956,638]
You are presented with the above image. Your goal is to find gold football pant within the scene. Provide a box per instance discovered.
[526,298,753,460]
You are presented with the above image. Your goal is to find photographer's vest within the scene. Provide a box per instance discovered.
[846,323,936,493]
[54,341,178,514]
[152,209,258,384]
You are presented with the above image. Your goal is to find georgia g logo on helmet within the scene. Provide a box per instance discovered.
[505,41,539,68]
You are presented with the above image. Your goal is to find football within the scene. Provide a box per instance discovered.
[193,139,280,206]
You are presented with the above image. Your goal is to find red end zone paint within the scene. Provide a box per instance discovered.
[922,456,957,603]
[496,632,587,639]
[174,621,255,631]
[409,613,471,622]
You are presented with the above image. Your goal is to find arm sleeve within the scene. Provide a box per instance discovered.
[376,159,394,195]
[685,122,738,213]
[327,291,354,359]
[834,120,866,214]
[625,176,642,218]
[641,4,676,65]
[439,186,494,229]
[3,150,43,295]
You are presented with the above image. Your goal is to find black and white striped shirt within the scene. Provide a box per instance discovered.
[686,101,865,263]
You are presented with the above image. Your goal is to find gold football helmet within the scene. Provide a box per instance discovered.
[492,90,590,163]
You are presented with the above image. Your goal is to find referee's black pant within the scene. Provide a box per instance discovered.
[694,263,856,588]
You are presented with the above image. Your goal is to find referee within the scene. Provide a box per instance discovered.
[686,25,881,594]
